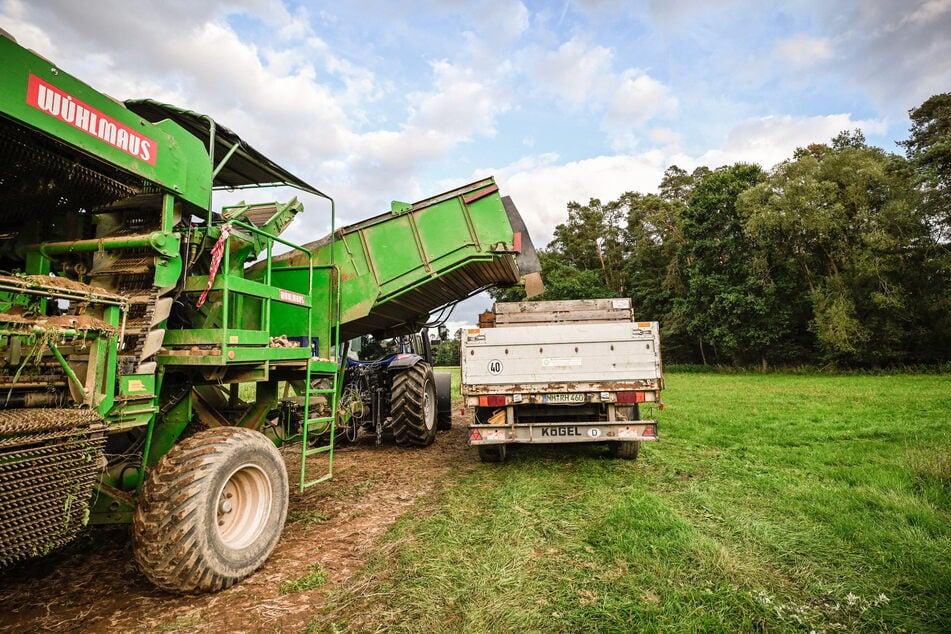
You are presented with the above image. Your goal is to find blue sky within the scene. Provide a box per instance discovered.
[3,0,949,326]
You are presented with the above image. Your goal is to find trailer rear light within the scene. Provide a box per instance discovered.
[659,402,665,411]
[470,429,483,441]
[643,424,656,437]
[479,395,506,407]
[617,391,646,403]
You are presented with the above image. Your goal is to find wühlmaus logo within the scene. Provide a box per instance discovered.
[27,74,157,165]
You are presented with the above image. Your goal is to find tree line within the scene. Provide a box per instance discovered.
[493,94,951,368]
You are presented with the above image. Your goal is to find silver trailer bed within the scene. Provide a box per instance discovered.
[462,299,663,462]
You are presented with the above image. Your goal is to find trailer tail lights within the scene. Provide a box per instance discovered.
[643,424,656,437]
[479,395,506,407]
[617,391,646,403]
[470,429,483,441]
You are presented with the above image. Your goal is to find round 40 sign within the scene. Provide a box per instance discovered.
[487,359,503,375]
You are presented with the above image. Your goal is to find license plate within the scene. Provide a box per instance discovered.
[542,393,585,404]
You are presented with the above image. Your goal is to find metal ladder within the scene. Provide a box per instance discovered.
[300,359,341,490]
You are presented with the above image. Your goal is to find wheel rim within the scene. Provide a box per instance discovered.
[423,381,436,431]
[216,463,273,550]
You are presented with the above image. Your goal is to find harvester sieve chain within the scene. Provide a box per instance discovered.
[0,468,98,513]
[0,474,99,522]
[0,442,100,485]
[0,408,107,568]
[0,408,104,434]
[0,117,138,224]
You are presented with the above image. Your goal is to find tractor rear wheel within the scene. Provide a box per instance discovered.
[391,363,438,447]
[133,427,289,593]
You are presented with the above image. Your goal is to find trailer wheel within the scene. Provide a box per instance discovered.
[478,444,507,463]
[609,441,640,460]
[133,427,289,593]
[391,363,438,447]
[434,372,453,430]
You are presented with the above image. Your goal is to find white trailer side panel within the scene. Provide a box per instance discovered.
[462,321,660,388]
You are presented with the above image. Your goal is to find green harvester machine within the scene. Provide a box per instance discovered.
[0,31,538,592]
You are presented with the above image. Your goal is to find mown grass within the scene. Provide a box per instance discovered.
[320,373,950,633]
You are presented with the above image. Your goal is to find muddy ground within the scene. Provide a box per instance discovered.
[0,408,476,633]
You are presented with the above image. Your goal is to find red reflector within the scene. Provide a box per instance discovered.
[617,391,645,403]
[658,402,665,411]
[644,425,656,437]
[470,429,483,441]
[479,395,506,407]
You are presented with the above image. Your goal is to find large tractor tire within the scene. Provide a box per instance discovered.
[391,363,438,447]
[434,372,453,430]
[133,427,289,593]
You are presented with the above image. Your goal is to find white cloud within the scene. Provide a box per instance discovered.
[603,69,678,150]
[533,37,615,110]
[671,113,888,172]
[902,0,951,25]
[486,153,667,247]
[774,34,833,66]
[649,127,682,145]
[409,61,506,140]
[811,0,951,110]
[530,36,675,150]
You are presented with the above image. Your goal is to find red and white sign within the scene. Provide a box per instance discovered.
[27,74,157,165]
[278,289,307,305]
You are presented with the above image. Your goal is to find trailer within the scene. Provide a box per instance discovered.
[462,298,663,462]
[0,31,537,592]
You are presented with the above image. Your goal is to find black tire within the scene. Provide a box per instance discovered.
[132,427,289,593]
[391,363,438,447]
[478,444,507,463]
[434,372,452,430]
[609,441,640,460]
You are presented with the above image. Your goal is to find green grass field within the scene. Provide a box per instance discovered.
[324,373,950,633]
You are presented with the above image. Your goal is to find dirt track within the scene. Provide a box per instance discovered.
[0,410,475,633]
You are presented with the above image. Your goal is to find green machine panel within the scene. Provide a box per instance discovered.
[266,178,528,341]
[0,33,212,208]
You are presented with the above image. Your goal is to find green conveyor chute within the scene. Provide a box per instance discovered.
[264,177,540,342]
